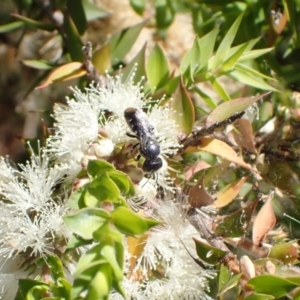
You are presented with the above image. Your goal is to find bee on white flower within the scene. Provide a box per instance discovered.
[46,67,181,191]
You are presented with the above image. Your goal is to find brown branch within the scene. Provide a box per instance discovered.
[180,111,245,150]
[187,208,238,267]
[82,42,104,86]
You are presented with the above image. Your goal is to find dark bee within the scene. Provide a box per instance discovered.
[124,107,162,173]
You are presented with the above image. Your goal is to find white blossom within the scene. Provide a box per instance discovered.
[85,69,146,118]
[0,147,72,299]
[111,202,214,300]
[0,147,70,281]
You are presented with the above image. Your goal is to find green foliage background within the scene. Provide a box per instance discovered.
[2,0,300,299]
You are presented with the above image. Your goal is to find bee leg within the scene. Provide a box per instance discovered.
[126,132,137,138]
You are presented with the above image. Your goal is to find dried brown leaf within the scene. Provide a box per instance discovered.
[252,193,276,246]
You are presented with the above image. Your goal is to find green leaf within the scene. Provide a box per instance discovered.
[92,44,111,74]
[82,0,110,21]
[111,207,161,235]
[74,244,103,276]
[217,273,242,296]
[87,264,112,300]
[101,244,123,280]
[248,275,299,298]
[180,37,201,81]
[22,59,56,70]
[209,76,231,101]
[108,170,135,197]
[193,85,217,109]
[235,63,277,82]
[67,233,92,249]
[198,27,218,71]
[238,48,274,63]
[63,13,84,62]
[11,14,55,31]
[63,208,111,240]
[229,69,278,92]
[109,21,146,64]
[67,0,87,35]
[206,92,271,126]
[155,0,175,29]
[213,14,243,69]
[218,264,231,291]
[269,243,298,264]
[172,78,195,135]
[56,278,72,299]
[87,160,115,178]
[0,21,23,33]
[244,293,275,300]
[165,75,180,95]
[121,44,146,84]
[193,238,228,265]
[222,42,249,71]
[15,279,49,300]
[146,44,169,92]
[44,255,65,281]
[87,173,123,204]
[130,0,146,15]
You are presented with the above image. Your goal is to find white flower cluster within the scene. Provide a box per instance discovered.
[112,202,214,300]
[0,146,71,298]
[0,69,212,299]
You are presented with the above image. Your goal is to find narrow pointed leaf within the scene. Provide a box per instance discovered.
[198,27,218,71]
[238,48,274,62]
[109,21,145,63]
[67,0,87,35]
[82,0,110,21]
[235,63,277,81]
[214,176,248,208]
[193,85,217,109]
[244,293,275,300]
[180,37,201,81]
[101,244,123,280]
[121,43,146,83]
[63,14,84,61]
[248,275,299,297]
[36,62,86,89]
[0,21,23,33]
[11,14,55,31]
[22,59,55,70]
[206,92,271,126]
[172,78,195,135]
[222,42,249,71]
[92,44,111,74]
[252,193,276,246]
[213,14,243,68]
[146,44,169,91]
[230,69,278,92]
[209,77,231,101]
[185,138,256,172]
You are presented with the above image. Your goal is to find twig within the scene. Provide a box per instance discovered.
[180,111,245,150]
[82,42,104,86]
